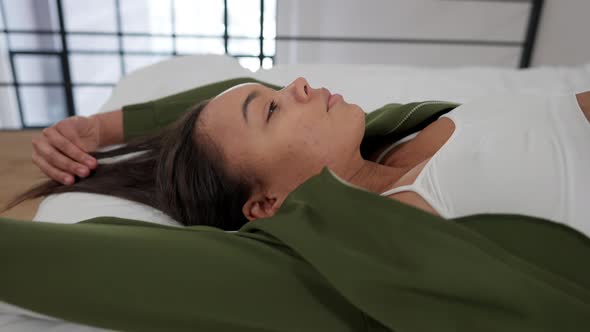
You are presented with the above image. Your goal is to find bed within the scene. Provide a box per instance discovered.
[3,0,590,329]
[1,53,587,331]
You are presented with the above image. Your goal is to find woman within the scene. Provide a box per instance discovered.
[8,77,590,231]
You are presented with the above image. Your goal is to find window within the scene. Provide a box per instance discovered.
[0,0,276,129]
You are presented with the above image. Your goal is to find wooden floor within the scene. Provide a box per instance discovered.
[0,130,45,221]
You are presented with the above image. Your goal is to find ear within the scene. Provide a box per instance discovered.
[242,192,282,222]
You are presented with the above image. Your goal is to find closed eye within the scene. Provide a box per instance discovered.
[267,99,278,122]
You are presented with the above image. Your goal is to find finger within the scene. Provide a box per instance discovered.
[43,127,96,169]
[33,138,91,178]
[55,120,97,169]
[32,151,74,185]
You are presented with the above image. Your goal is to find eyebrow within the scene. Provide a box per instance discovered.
[242,90,260,124]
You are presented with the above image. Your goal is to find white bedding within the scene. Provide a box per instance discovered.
[5,54,590,331]
[0,302,109,332]
[33,54,590,226]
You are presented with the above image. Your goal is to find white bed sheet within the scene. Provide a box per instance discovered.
[5,54,590,330]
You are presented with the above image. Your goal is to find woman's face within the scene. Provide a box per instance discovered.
[198,77,366,220]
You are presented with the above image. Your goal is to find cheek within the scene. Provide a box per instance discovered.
[260,105,365,173]
[259,133,327,178]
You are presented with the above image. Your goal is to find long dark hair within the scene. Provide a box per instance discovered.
[3,100,256,230]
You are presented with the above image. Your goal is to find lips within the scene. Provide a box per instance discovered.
[322,88,340,112]
[322,88,331,112]
[328,93,343,110]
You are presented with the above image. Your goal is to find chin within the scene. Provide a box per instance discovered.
[330,103,365,135]
[353,103,365,114]
[344,108,366,145]
[341,103,364,117]
[350,104,366,125]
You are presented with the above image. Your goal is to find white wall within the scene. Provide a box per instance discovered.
[532,0,590,66]
[276,0,590,68]
[276,0,531,67]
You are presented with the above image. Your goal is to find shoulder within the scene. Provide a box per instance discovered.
[576,91,590,124]
[371,117,456,168]
[389,191,442,217]
[383,158,441,217]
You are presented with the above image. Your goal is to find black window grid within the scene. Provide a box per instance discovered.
[0,0,544,129]
[0,0,274,129]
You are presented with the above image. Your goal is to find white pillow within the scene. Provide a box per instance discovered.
[0,300,109,331]
[34,55,590,225]
[34,193,181,226]
[98,54,252,112]
[255,63,590,110]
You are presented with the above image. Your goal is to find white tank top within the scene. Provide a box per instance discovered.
[379,93,590,236]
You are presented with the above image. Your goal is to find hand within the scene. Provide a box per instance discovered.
[32,116,101,185]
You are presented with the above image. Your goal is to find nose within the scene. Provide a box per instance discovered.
[288,77,311,103]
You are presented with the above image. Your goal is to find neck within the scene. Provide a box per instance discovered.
[340,155,407,195]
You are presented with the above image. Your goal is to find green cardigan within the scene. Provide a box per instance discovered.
[1,78,589,332]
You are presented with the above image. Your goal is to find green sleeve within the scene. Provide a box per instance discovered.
[0,216,369,332]
[2,169,589,331]
[122,77,283,141]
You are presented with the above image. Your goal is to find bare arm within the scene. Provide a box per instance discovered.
[576,91,590,124]
[32,109,123,185]
[90,109,124,147]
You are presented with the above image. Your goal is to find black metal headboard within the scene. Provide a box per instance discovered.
[519,0,545,68]
[0,0,545,129]
[274,0,545,69]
